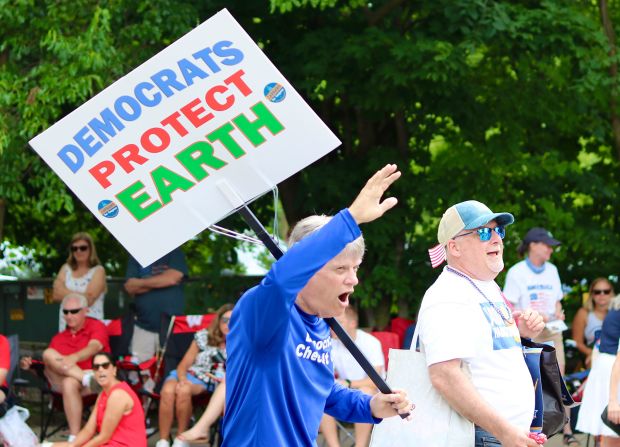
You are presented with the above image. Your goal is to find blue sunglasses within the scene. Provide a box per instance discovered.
[454,226,506,242]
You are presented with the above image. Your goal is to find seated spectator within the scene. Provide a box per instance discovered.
[53,232,107,332]
[576,293,620,445]
[20,293,110,442]
[172,379,226,446]
[0,334,9,405]
[572,277,614,368]
[42,352,146,447]
[156,304,233,447]
[319,306,385,447]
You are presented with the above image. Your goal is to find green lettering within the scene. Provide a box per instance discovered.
[116,181,163,221]
[151,166,195,205]
[207,123,246,158]
[233,101,284,146]
[176,141,227,181]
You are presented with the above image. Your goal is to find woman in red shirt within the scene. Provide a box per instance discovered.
[45,352,146,447]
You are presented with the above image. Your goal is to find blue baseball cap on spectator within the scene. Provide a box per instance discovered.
[517,227,561,255]
[438,200,514,245]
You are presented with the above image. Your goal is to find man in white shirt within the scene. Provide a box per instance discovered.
[320,306,385,447]
[419,200,545,447]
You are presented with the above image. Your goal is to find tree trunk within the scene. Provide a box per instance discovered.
[0,198,5,242]
[599,0,620,160]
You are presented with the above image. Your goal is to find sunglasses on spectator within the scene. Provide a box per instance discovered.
[221,317,231,324]
[593,289,612,295]
[71,245,89,252]
[62,308,82,315]
[453,226,506,242]
[92,361,112,371]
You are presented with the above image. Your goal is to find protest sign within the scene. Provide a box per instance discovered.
[30,9,340,266]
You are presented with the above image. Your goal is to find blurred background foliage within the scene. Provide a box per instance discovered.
[1,0,620,327]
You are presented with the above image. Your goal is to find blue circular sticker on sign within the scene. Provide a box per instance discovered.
[264,83,286,103]
[98,200,119,218]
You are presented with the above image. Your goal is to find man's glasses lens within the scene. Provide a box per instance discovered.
[62,308,82,315]
[477,226,505,241]
[593,289,612,295]
[93,362,111,370]
[71,245,89,252]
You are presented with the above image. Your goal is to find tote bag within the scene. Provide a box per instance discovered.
[520,338,575,436]
[0,406,38,447]
[370,327,474,447]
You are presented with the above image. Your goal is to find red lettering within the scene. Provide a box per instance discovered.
[141,127,171,153]
[224,69,252,97]
[112,144,149,173]
[180,98,214,128]
[89,161,116,189]
[205,85,234,112]
[161,111,189,137]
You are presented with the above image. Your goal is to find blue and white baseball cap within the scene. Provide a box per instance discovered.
[437,200,514,245]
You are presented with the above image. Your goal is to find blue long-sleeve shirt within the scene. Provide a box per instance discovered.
[222,209,379,446]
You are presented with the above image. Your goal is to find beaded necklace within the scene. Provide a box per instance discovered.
[446,266,514,325]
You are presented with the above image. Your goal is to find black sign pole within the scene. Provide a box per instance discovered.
[236,204,408,419]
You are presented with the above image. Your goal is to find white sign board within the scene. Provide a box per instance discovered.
[30,9,340,266]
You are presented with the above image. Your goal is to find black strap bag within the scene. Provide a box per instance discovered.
[521,338,576,436]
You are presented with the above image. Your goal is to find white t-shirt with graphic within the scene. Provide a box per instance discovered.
[503,260,562,317]
[332,329,385,381]
[418,267,534,430]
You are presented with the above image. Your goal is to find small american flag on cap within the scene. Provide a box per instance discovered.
[428,244,446,268]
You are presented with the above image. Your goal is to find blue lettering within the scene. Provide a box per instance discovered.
[114,95,142,121]
[151,68,187,97]
[57,144,84,173]
[177,59,208,86]
[134,82,162,107]
[74,126,102,157]
[88,108,125,144]
[213,40,244,66]
[192,47,221,74]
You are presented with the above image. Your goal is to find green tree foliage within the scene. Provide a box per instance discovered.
[2,0,620,326]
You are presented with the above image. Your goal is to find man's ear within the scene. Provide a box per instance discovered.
[446,240,460,258]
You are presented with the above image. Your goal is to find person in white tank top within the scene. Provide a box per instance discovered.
[53,232,107,331]
[572,277,613,368]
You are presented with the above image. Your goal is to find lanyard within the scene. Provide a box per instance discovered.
[446,266,514,325]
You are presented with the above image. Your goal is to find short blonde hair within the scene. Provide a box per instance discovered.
[288,215,365,259]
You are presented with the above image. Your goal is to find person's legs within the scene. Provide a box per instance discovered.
[43,348,87,382]
[319,414,341,447]
[601,436,620,447]
[131,326,159,363]
[174,382,205,433]
[159,379,178,441]
[60,376,83,436]
[353,422,372,447]
[353,384,376,447]
[178,381,226,442]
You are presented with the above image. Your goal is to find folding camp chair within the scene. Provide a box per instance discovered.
[1,334,20,409]
[370,331,400,369]
[143,313,219,441]
[25,359,98,441]
[387,317,414,349]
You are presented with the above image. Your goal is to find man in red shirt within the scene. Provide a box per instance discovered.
[21,293,110,441]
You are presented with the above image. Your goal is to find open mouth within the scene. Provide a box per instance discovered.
[338,293,350,304]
